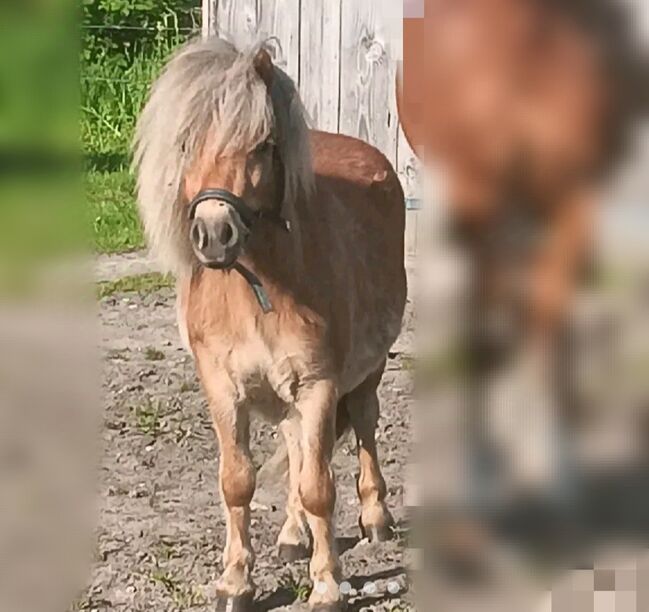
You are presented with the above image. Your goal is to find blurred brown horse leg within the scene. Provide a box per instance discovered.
[494,188,596,496]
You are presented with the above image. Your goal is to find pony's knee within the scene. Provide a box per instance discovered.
[220,453,256,508]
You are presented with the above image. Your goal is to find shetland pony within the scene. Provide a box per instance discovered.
[134,37,406,610]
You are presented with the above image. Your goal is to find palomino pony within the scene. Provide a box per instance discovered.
[134,37,406,610]
[398,0,646,520]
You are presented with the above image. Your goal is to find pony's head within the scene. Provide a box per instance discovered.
[133,37,313,274]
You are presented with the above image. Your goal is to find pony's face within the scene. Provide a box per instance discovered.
[185,138,278,269]
[184,48,279,269]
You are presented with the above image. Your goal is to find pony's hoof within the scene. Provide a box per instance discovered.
[360,518,394,543]
[367,525,393,543]
[278,542,310,562]
[215,592,254,612]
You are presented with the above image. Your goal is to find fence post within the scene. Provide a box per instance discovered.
[202,0,217,38]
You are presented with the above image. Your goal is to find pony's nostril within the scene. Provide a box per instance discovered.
[219,222,234,246]
[191,218,208,251]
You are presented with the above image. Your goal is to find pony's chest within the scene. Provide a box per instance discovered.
[223,335,302,419]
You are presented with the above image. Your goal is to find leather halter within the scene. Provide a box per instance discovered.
[187,188,290,233]
[187,187,290,314]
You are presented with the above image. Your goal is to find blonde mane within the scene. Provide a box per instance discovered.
[132,36,314,275]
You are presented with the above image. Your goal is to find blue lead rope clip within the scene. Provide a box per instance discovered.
[251,282,273,314]
[233,262,274,313]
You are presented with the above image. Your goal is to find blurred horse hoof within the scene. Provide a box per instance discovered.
[278,542,310,562]
[360,522,393,543]
[215,592,254,612]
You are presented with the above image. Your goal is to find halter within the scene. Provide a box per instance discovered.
[187,187,290,314]
[187,188,291,233]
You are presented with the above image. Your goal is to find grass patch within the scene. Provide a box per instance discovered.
[97,272,174,299]
[278,570,311,603]
[150,569,206,608]
[87,170,144,254]
[82,28,187,256]
[179,379,199,393]
[82,29,186,162]
[145,347,165,361]
[132,398,164,437]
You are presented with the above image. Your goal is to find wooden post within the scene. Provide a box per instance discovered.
[202,0,216,38]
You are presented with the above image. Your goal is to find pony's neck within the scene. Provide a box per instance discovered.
[244,191,308,284]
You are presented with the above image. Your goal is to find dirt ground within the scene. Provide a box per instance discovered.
[78,271,416,612]
[81,248,649,611]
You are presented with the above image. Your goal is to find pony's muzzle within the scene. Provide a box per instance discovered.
[189,201,242,269]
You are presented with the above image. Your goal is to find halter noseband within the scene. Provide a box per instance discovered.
[187,188,290,233]
[187,188,290,314]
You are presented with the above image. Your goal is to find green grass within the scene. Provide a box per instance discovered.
[149,568,206,608]
[83,30,189,255]
[82,31,184,160]
[144,346,166,361]
[278,570,311,603]
[132,398,164,437]
[87,170,144,253]
[97,272,174,299]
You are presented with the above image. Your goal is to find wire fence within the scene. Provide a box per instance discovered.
[81,21,199,84]
[82,24,199,32]
[82,18,200,159]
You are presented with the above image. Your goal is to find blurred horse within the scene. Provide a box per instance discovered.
[134,37,406,610]
[398,0,647,514]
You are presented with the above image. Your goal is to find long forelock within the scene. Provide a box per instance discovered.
[132,36,312,275]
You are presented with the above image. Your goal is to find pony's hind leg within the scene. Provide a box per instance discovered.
[344,361,394,542]
[276,416,311,561]
[195,349,256,609]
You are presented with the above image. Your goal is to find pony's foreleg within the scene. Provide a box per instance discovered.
[343,362,394,542]
[196,350,256,608]
[276,416,311,561]
[296,380,343,610]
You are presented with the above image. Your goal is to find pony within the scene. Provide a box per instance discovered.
[134,36,407,610]
[397,0,648,531]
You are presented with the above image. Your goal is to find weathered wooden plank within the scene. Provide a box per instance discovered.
[256,0,301,85]
[397,122,423,257]
[339,0,399,166]
[215,0,259,45]
[207,0,420,252]
[202,0,216,37]
[299,0,342,133]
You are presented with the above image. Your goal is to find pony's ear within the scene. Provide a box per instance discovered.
[253,48,274,89]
